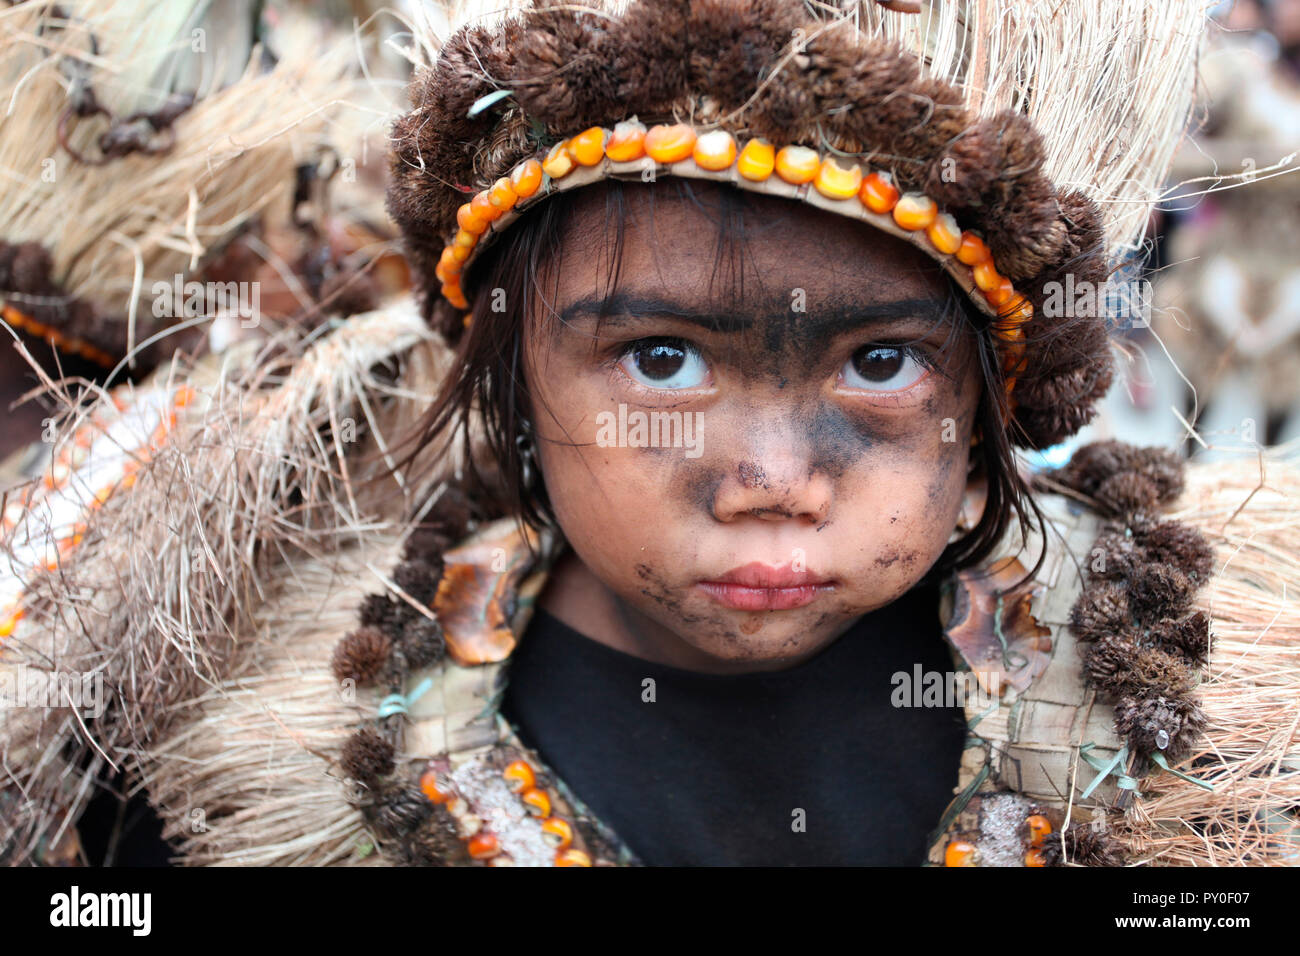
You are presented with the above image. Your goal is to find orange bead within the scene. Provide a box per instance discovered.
[692,129,737,171]
[503,759,536,793]
[419,769,451,804]
[449,243,472,264]
[509,158,544,198]
[542,140,575,178]
[555,848,592,867]
[972,259,1001,293]
[520,787,551,818]
[774,145,819,184]
[488,177,518,211]
[893,192,938,231]
[926,212,962,255]
[540,817,573,849]
[442,282,468,310]
[1024,847,1046,867]
[437,246,462,278]
[565,126,607,166]
[944,840,977,867]
[1025,815,1052,847]
[984,276,1015,308]
[736,138,776,181]
[469,191,501,223]
[859,171,899,214]
[457,202,488,235]
[467,832,501,860]
[813,157,863,199]
[605,120,647,162]
[955,231,990,266]
[644,123,697,163]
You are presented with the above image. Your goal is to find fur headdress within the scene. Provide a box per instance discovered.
[386,0,1211,449]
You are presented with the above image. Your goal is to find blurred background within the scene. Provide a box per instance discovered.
[1042,0,1300,469]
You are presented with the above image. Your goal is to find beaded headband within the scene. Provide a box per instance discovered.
[388,0,1209,450]
[433,120,1035,402]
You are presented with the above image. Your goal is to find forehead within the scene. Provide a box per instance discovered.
[547,178,952,308]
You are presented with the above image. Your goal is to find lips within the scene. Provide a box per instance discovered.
[697,562,835,612]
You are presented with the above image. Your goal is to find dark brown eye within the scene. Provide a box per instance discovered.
[840,346,926,391]
[619,339,708,389]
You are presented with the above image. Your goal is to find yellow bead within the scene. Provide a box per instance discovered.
[452,228,477,249]
[1025,815,1052,847]
[926,212,962,254]
[555,848,592,867]
[565,126,607,166]
[510,158,544,198]
[944,840,977,867]
[605,120,647,162]
[893,192,938,231]
[520,787,551,818]
[693,129,737,171]
[973,259,1001,292]
[736,138,775,181]
[542,140,575,178]
[813,157,863,199]
[488,177,518,211]
[469,191,501,223]
[540,817,573,849]
[449,243,472,264]
[644,123,697,163]
[955,231,990,266]
[436,247,462,283]
[774,145,819,184]
[457,202,488,236]
[984,276,1015,308]
[503,759,536,793]
[859,171,899,214]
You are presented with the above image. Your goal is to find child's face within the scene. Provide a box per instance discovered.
[523,181,982,670]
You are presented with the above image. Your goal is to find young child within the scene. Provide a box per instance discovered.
[8,0,1297,869]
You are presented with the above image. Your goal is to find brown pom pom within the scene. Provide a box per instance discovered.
[1069,580,1130,642]
[1038,825,1124,867]
[340,728,395,784]
[401,804,470,866]
[399,616,446,670]
[1135,521,1214,584]
[402,527,455,564]
[1129,563,1196,623]
[1150,611,1213,666]
[1095,470,1159,516]
[394,560,442,606]
[1114,694,1206,762]
[331,626,393,686]
[1083,634,1141,695]
[1091,529,1140,580]
[1131,446,1186,505]
[359,592,415,639]
[373,784,433,836]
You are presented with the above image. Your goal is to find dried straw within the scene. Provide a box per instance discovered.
[1117,442,1300,866]
[0,0,359,320]
[0,299,460,865]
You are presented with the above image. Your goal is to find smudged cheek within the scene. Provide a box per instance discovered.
[823,435,966,594]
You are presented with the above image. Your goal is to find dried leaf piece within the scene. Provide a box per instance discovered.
[944,556,1052,694]
[433,519,542,665]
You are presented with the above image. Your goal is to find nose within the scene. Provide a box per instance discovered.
[712,456,833,524]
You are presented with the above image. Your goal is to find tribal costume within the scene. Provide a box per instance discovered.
[2,0,1298,867]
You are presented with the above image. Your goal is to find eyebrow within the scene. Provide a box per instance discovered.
[558,291,949,338]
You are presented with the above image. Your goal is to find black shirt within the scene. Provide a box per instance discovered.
[500,579,966,866]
